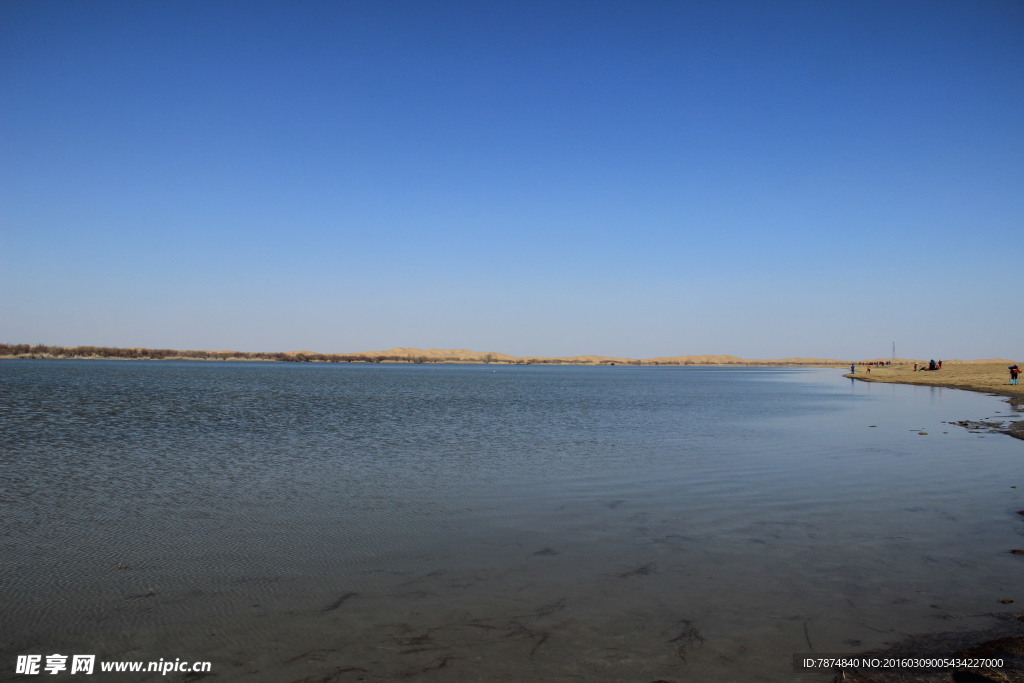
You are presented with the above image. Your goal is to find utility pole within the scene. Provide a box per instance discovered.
[892,341,895,362]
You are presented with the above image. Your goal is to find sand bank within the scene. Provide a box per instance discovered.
[847,362,1022,401]
[848,362,1023,408]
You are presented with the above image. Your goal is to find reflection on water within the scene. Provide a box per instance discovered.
[1,361,1022,681]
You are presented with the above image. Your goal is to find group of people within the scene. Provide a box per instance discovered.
[914,360,942,371]
[849,361,891,374]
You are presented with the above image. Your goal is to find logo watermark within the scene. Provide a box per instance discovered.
[15,655,212,676]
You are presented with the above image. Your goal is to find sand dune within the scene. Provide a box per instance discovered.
[337,347,860,365]
[353,347,521,362]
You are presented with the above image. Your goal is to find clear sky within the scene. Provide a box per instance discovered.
[2,0,1022,360]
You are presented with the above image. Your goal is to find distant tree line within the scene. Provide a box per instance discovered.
[0,344,288,361]
[0,344,411,362]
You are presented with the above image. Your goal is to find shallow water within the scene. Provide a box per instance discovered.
[1,361,1022,681]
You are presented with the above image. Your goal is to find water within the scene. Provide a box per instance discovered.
[2,360,1022,681]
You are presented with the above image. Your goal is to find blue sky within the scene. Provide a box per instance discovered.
[2,0,1022,359]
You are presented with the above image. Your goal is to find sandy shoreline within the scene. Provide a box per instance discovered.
[846,362,1024,403]
[846,362,1024,439]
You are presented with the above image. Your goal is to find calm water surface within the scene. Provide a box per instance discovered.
[2,361,1022,681]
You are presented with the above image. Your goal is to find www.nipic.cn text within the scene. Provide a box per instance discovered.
[15,654,213,676]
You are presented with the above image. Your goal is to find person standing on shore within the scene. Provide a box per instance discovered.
[1011,365,1020,385]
